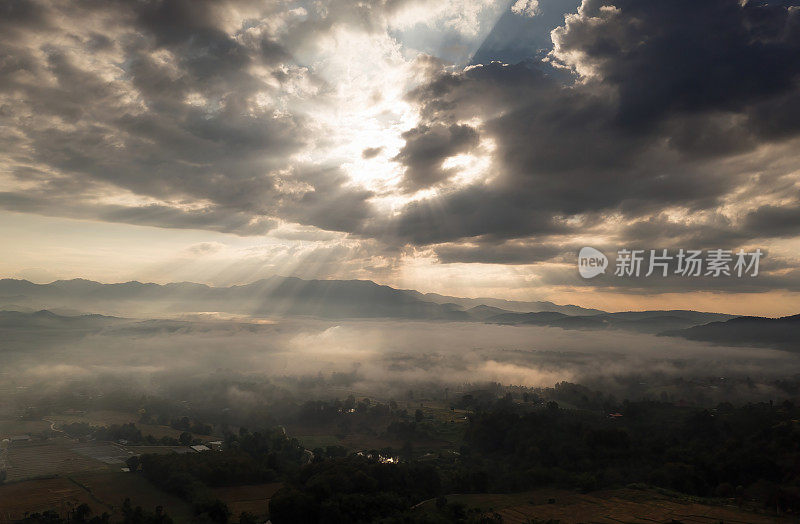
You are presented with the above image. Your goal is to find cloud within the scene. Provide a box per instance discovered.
[0,0,378,236]
[362,146,384,159]
[434,239,570,264]
[550,0,800,131]
[185,242,225,255]
[365,0,800,294]
[393,123,480,191]
[511,0,541,17]
[743,202,800,238]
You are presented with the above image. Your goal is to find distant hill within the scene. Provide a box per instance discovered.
[0,278,750,336]
[405,290,604,316]
[0,310,283,349]
[663,314,800,349]
[0,309,119,329]
[483,309,736,333]
[0,309,125,350]
[484,311,569,325]
[0,277,473,320]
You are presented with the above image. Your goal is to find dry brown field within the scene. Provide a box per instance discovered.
[4,442,110,482]
[0,477,95,522]
[415,488,792,523]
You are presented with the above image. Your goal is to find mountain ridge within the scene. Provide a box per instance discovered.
[662,314,800,350]
[1,278,795,344]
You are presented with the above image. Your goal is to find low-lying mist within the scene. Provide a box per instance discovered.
[3,315,799,408]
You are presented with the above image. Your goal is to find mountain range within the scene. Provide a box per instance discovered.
[0,277,600,320]
[0,277,792,346]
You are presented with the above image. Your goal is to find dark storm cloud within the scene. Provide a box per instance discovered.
[393,123,479,190]
[134,0,224,46]
[279,166,375,233]
[430,196,800,271]
[551,0,800,133]
[0,0,49,32]
[383,60,739,245]
[375,68,730,249]
[374,184,573,244]
[434,239,569,264]
[383,0,800,253]
[743,203,800,238]
[618,215,748,250]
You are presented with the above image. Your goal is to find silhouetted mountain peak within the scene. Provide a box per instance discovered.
[663,314,800,350]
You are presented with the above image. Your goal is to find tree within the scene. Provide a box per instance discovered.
[194,499,230,524]
[401,441,413,462]
[237,513,259,524]
[74,503,92,522]
[121,498,172,524]
[414,409,424,422]
[179,432,192,446]
[126,456,140,472]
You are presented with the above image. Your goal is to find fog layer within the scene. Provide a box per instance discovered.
[4,315,798,402]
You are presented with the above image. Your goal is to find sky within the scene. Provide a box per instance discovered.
[1,0,800,316]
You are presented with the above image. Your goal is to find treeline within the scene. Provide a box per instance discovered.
[17,499,171,524]
[134,424,446,523]
[458,398,800,512]
[291,396,452,447]
[137,414,213,436]
[60,422,202,447]
[269,455,441,523]
[135,428,307,523]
